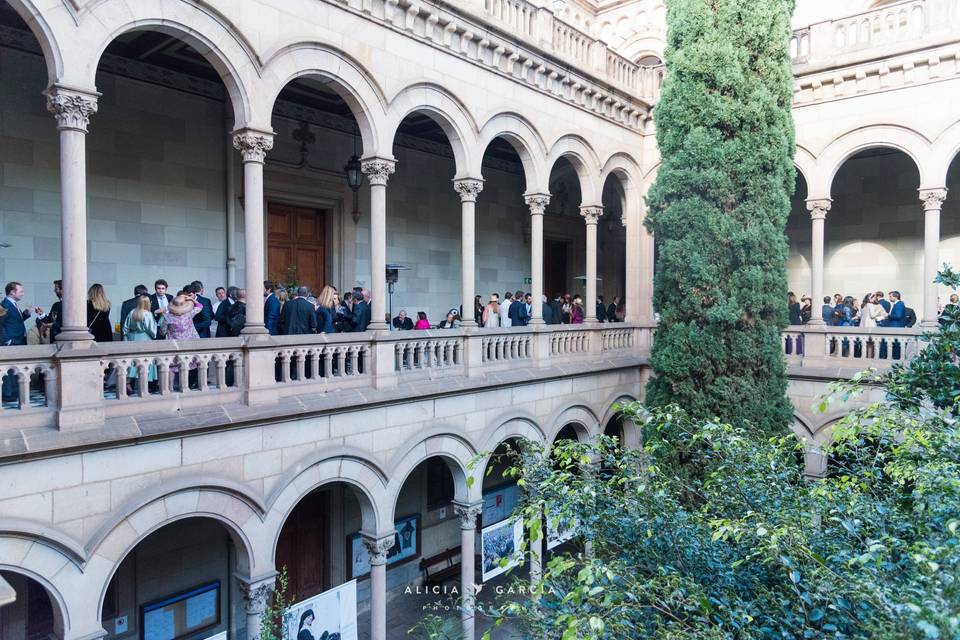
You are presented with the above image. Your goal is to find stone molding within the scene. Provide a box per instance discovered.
[806,198,832,220]
[453,178,484,202]
[453,502,483,530]
[233,130,275,164]
[362,534,396,565]
[918,188,948,210]
[361,157,397,186]
[579,205,604,224]
[45,87,98,133]
[524,193,551,216]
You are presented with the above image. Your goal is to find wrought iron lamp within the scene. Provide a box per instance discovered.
[344,125,364,224]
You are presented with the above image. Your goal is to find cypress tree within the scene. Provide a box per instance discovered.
[645,0,796,434]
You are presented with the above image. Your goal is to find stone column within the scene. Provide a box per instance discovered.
[580,206,604,322]
[362,158,396,331]
[529,511,543,589]
[362,534,395,640]
[46,87,98,343]
[454,178,484,327]
[806,199,831,325]
[525,193,550,324]
[919,188,947,326]
[237,575,275,640]
[233,129,274,335]
[454,502,482,640]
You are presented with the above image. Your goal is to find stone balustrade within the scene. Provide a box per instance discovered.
[0,324,651,433]
[782,325,925,370]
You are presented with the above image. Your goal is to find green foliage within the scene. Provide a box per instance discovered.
[258,568,294,640]
[644,0,796,434]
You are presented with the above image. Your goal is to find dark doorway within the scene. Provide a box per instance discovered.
[544,239,569,298]
[276,490,329,601]
[267,203,327,292]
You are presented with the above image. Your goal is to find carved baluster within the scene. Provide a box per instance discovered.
[136,360,149,398]
[294,349,306,381]
[320,347,332,377]
[280,350,292,383]
[16,366,31,410]
[197,356,209,392]
[350,346,360,375]
[114,361,127,400]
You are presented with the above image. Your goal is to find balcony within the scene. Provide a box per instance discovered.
[0,323,652,456]
[781,325,926,377]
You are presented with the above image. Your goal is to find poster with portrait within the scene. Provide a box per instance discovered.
[480,517,523,582]
[282,580,357,640]
[347,513,421,579]
[546,512,577,550]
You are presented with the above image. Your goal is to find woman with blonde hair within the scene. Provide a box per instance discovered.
[315,285,337,334]
[482,293,500,328]
[122,295,158,394]
[87,283,113,342]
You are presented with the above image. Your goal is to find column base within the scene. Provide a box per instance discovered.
[460,319,477,328]
[528,318,545,325]
[241,324,269,336]
[55,327,94,344]
[368,321,389,331]
[806,318,825,326]
[921,319,939,328]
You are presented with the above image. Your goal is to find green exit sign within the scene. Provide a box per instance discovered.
[523,277,532,285]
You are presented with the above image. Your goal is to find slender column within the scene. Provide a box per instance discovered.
[233,129,274,335]
[46,87,98,343]
[237,575,275,640]
[919,188,947,326]
[362,158,396,331]
[529,509,543,589]
[806,199,831,326]
[580,205,604,322]
[362,534,395,640]
[454,178,484,327]
[454,502,483,640]
[525,193,550,324]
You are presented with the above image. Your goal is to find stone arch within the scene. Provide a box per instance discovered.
[385,432,478,518]
[793,144,817,197]
[598,394,643,449]
[814,125,932,196]
[547,134,602,205]
[0,563,69,640]
[600,151,643,224]
[476,112,549,192]
[619,36,666,63]
[382,82,479,177]
[74,0,259,127]
[265,451,391,550]
[257,43,388,156]
[0,519,87,566]
[547,403,600,443]
[929,118,960,187]
[2,0,63,83]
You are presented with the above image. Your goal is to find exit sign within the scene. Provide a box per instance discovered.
[523,277,532,284]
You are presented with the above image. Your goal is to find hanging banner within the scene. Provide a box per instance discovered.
[546,513,577,550]
[480,517,524,582]
[283,580,357,640]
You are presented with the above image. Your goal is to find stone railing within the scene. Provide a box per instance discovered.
[782,325,925,369]
[0,324,651,432]
[791,0,958,69]
[327,0,659,126]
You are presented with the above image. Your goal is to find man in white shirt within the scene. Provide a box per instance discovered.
[499,291,513,327]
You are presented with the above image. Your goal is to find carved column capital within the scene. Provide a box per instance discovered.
[453,502,483,530]
[918,188,948,211]
[362,534,396,565]
[579,205,604,224]
[45,87,99,132]
[237,575,275,615]
[524,193,550,216]
[233,129,274,164]
[805,198,832,221]
[361,157,396,186]
[454,178,484,203]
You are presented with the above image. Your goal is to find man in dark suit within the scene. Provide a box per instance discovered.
[607,296,620,323]
[150,279,174,338]
[3,282,35,402]
[508,289,529,326]
[596,295,607,322]
[886,291,907,327]
[119,285,149,339]
[549,294,563,325]
[190,280,214,338]
[214,286,237,338]
[541,295,554,324]
[37,279,63,343]
[264,281,281,335]
[351,288,371,332]
[279,286,318,335]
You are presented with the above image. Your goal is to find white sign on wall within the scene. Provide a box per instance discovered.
[283,580,358,640]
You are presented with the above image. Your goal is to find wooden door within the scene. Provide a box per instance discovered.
[275,491,328,601]
[267,203,326,292]
[544,239,569,298]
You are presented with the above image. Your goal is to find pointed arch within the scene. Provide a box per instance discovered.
[257,43,388,156]
[476,112,549,192]
[383,83,479,177]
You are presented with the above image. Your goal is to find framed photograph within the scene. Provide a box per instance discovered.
[480,517,523,582]
[283,580,357,640]
[347,513,421,579]
[546,513,578,550]
[481,482,521,526]
[141,581,219,640]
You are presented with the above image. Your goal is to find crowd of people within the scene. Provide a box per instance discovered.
[787,290,921,328]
